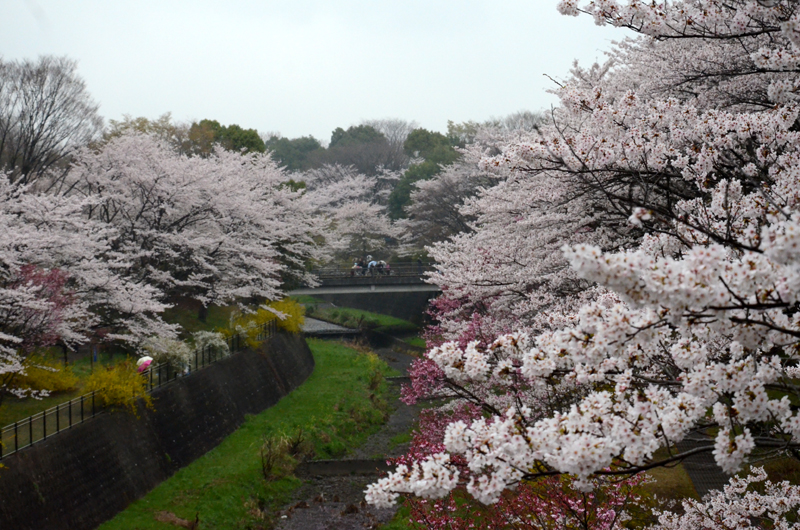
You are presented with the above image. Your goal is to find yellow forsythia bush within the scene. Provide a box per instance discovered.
[13,355,79,393]
[269,298,305,333]
[228,299,305,349]
[85,360,151,414]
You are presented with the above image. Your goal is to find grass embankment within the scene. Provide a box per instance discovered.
[642,465,698,501]
[99,338,399,530]
[402,337,426,349]
[300,300,418,335]
[288,295,324,306]
[379,505,414,529]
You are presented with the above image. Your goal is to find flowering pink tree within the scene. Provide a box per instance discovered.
[0,174,174,402]
[368,1,800,524]
[300,164,399,260]
[405,476,649,530]
[0,265,74,402]
[65,133,324,304]
[1,130,330,398]
[7,265,73,351]
[391,405,651,530]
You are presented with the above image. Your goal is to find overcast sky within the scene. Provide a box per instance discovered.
[1,1,626,143]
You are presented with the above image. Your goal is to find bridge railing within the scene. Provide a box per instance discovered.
[311,262,435,279]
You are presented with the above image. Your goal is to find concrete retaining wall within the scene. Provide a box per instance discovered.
[0,333,314,530]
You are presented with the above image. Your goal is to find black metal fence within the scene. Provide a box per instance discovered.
[312,261,435,280]
[0,392,100,459]
[0,319,278,460]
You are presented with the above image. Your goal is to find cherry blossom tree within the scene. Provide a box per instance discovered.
[198,146,325,294]
[651,467,800,530]
[421,145,626,348]
[402,108,632,347]
[300,164,400,261]
[64,133,323,305]
[1,129,331,399]
[368,1,800,523]
[0,174,175,403]
[393,405,651,530]
[398,145,503,247]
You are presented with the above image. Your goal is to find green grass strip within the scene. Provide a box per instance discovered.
[99,338,396,530]
[287,294,325,306]
[309,306,418,334]
[402,337,426,349]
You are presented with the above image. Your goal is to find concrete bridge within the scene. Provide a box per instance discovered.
[289,262,440,325]
[289,262,440,296]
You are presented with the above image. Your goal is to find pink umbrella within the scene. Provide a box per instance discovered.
[136,356,153,372]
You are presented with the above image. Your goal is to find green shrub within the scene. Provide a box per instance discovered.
[320,439,347,458]
[260,436,297,481]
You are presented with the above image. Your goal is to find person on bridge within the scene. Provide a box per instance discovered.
[356,257,367,275]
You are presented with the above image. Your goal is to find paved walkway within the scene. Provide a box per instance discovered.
[301,317,359,336]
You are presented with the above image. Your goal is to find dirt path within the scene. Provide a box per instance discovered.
[274,345,419,530]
